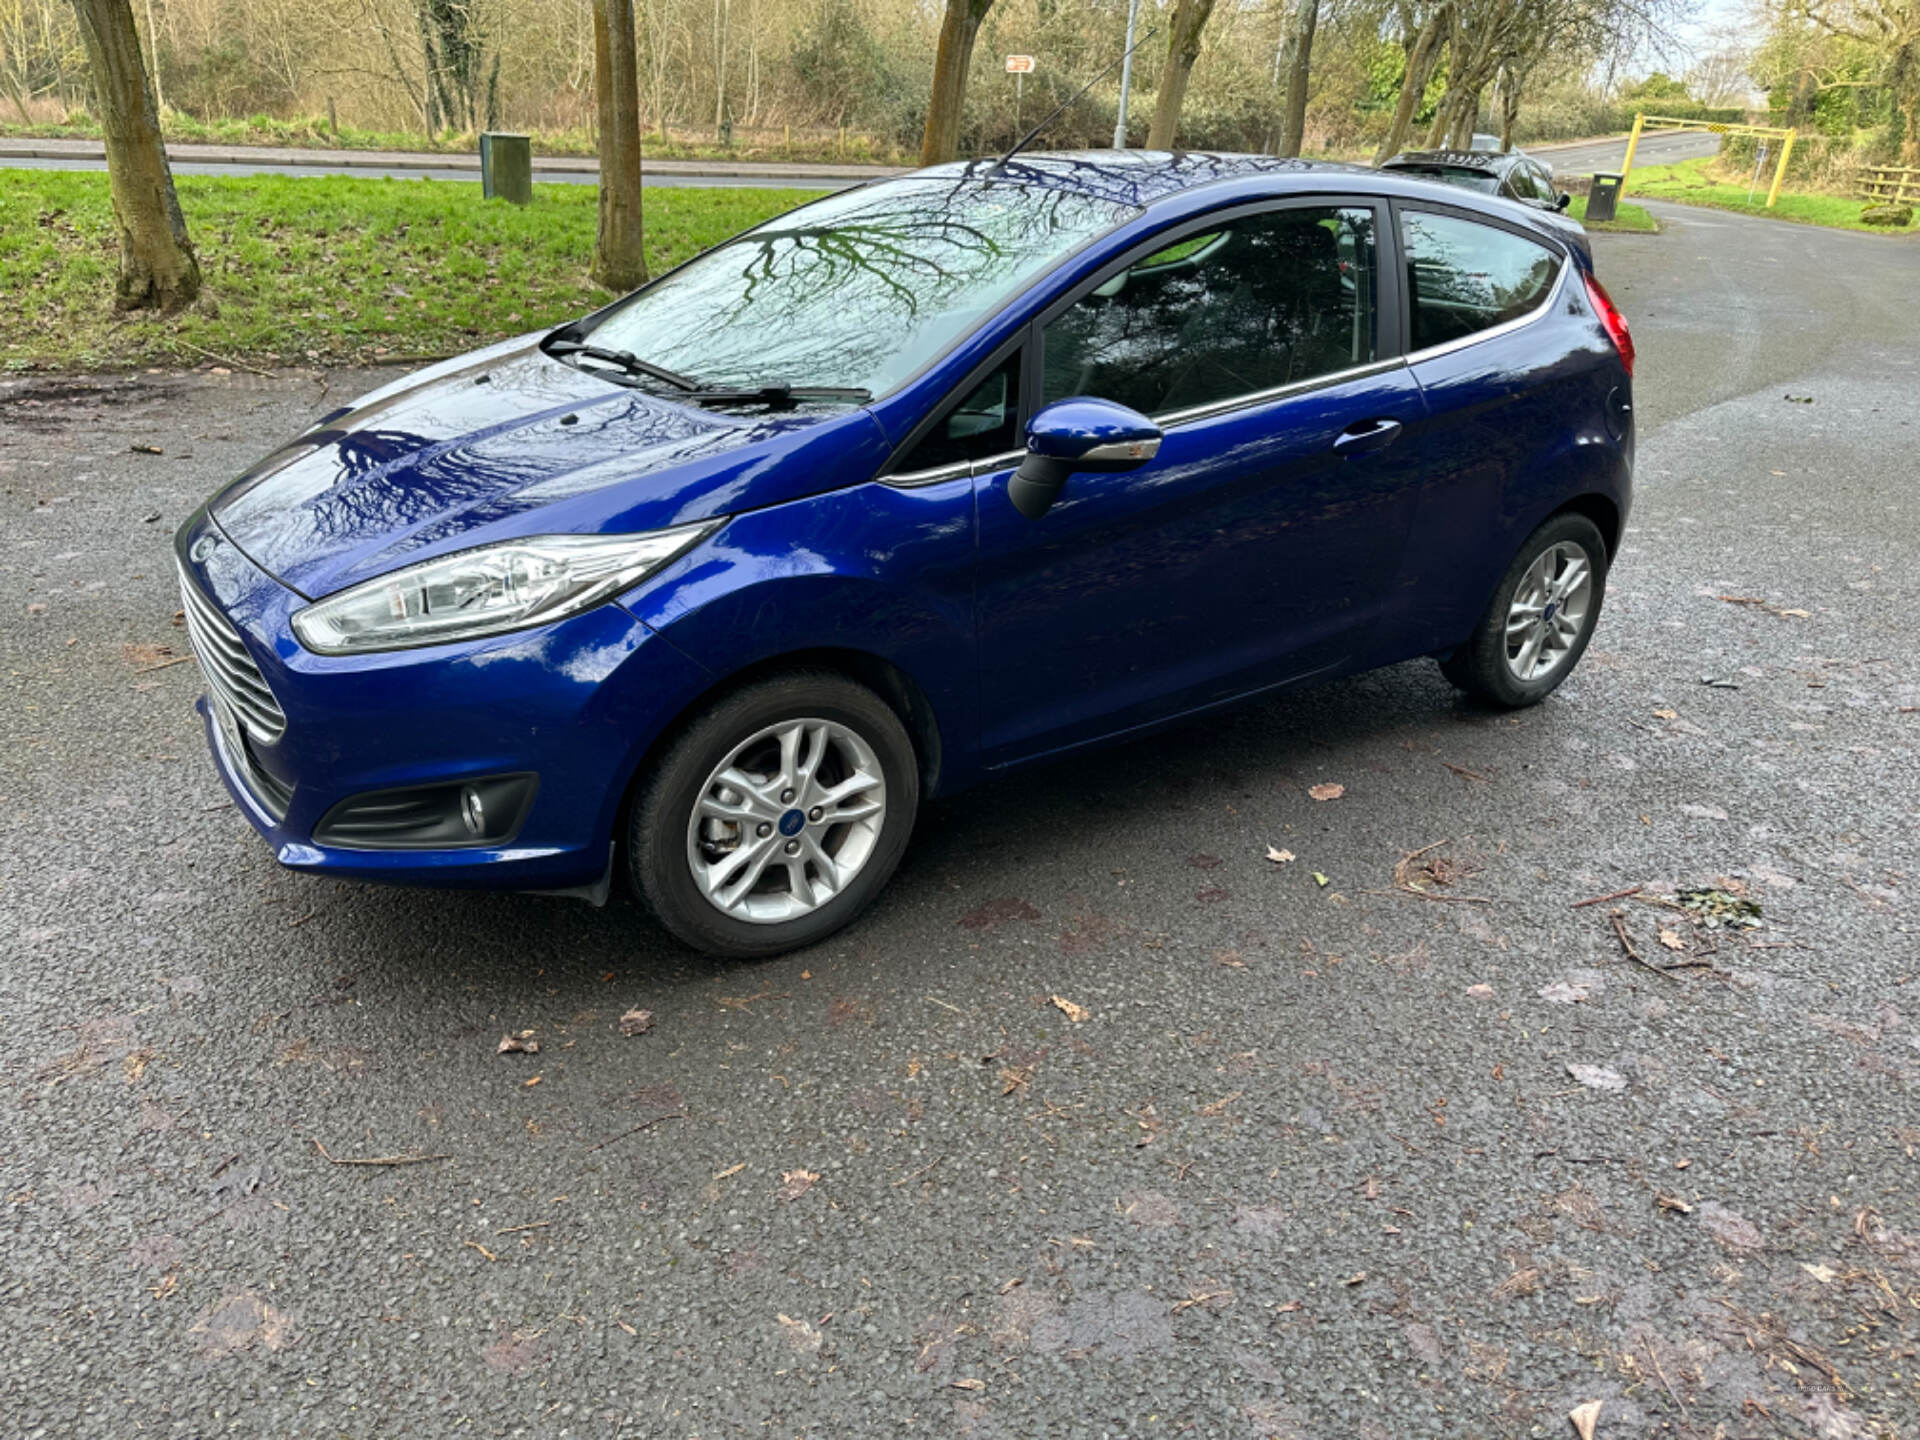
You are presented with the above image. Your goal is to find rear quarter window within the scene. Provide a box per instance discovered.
[1401,211,1560,351]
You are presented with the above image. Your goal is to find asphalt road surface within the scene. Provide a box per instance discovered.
[1,130,1713,189]
[4,203,1918,1438]
[1540,128,1723,177]
[0,153,847,190]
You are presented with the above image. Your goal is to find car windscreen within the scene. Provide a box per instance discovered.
[1392,166,1501,194]
[580,179,1139,399]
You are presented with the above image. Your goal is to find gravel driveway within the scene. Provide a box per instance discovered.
[3,202,1917,1438]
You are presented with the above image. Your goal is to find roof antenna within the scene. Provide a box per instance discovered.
[989,26,1159,173]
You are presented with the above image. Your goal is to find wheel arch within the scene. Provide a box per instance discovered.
[1551,492,1621,560]
[611,647,949,857]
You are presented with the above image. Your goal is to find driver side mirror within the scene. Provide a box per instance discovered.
[1007,398,1162,519]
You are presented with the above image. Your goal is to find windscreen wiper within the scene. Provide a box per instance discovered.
[544,336,699,392]
[686,383,873,409]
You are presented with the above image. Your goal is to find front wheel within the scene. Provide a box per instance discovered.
[1440,512,1608,708]
[627,672,919,958]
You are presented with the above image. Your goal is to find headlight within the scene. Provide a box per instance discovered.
[290,524,716,655]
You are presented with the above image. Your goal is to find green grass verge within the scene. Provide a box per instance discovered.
[1623,157,1919,234]
[1,171,821,371]
[1564,195,1658,233]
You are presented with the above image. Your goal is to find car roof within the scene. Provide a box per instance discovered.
[918,150,1388,210]
[1384,149,1526,176]
[898,150,1574,252]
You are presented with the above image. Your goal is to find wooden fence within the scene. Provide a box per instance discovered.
[1857,166,1920,204]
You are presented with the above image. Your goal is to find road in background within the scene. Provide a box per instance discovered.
[0,137,884,190]
[1,131,1722,189]
[1539,127,1722,176]
[3,203,1917,1438]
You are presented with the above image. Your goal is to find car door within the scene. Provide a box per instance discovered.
[969,199,1429,766]
[1385,204,1596,656]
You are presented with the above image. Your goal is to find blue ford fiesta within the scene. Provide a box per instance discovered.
[176,151,1634,957]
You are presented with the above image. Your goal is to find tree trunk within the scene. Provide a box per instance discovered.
[68,0,199,312]
[1146,0,1217,151]
[1374,7,1445,165]
[1272,0,1318,157]
[592,0,648,292]
[1498,75,1519,152]
[1449,89,1478,148]
[920,0,994,165]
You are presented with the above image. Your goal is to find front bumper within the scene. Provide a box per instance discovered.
[178,508,712,892]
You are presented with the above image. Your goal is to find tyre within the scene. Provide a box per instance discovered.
[628,671,919,958]
[1440,512,1608,708]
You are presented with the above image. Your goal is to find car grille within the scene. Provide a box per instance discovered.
[177,562,287,746]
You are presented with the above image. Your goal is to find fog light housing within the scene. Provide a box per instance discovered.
[314,774,537,850]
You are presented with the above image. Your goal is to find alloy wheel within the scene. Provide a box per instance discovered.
[1504,540,1594,683]
[684,718,887,924]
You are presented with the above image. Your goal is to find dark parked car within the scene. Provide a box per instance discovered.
[176,151,1635,957]
[1383,148,1567,212]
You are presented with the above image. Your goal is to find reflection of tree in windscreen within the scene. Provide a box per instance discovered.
[602,182,1133,394]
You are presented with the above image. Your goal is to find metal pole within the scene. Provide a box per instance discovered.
[1619,112,1645,189]
[1112,0,1142,149]
[1765,129,1795,209]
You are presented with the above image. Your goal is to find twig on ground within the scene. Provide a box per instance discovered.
[584,1111,689,1153]
[312,1139,451,1167]
[1644,1336,1687,1416]
[1441,761,1491,782]
[134,655,195,674]
[462,1238,499,1262]
[1571,884,1642,909]
[495,1221,552,1236]
[1387,837,1493,905]
[892,1154,945,1187]
[1609,908,1678,981]
[173,338,276,377]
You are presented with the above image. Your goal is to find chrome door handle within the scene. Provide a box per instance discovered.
[1332,418,1404,456]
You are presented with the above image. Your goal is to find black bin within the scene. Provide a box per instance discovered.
[1586,172,1622,223]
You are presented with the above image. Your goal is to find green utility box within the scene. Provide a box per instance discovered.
[1586,172,1622,223]
[480,132,532,205]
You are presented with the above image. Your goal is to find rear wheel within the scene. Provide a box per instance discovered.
[1440,513,1607,708]
[628,672,918,958]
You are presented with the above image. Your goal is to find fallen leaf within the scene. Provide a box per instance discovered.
[1465,983,1495,999]
[1539,980,1592,1005]
[776,1312,823,1355]
[948,1378,985,1392]
[1652,707,1677,720]
[1308,783,1345,802]
[497,1031,538,1055]
[1569,1399,1603,1440]
[1343,1271,1367,1286]
[1655,1193,1693,1214]
[1313,872,1330,888]
[1657,928,1686,951]
[1566,1063,1627,1093]
[619,1008,654,1037]
[777,1168,821,1202]
[130,442,163,455]
[1801,1262,1838,1284]
[1275,1299,1303,1313]
[1049,995,1090,1024]
[1265,846,1296,865]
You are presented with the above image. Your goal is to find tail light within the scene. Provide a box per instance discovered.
[1582,271,1634,378]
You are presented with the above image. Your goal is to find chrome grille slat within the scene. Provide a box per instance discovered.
[177,562,287,745]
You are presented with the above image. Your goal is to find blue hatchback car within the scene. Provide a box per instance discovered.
[176,152,1634,956]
